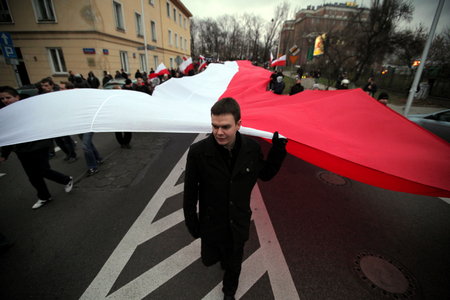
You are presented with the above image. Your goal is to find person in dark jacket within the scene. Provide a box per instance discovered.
[183,98,287,300]
[40,78,78,162]
[289,76,304,95]
[363,77,377,97]
[0,86,73,209]
[87,71,100,88]
[102,71,113,86]
[73,74,90,89]
[272,76,285,95]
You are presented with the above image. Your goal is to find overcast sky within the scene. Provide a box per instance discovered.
[183,0,449,34]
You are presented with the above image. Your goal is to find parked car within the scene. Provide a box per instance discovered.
[17,84,39,98]
[408,109,450,142]
[103,79,126,89]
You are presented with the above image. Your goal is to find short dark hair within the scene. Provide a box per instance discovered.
[60,81,74,89]
[211,97,241,123]
[40,77,54,86]
[0,86,19,97]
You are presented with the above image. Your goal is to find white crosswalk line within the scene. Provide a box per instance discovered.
[80,134,206,300]
[81,133,300,299]
[106,240,201,300]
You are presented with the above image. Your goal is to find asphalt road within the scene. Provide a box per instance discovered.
[1,132,449,300]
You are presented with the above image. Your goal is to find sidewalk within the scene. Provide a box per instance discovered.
[387,104,445,115]
[293,77,445,115]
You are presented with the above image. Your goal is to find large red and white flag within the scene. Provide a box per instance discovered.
[180,57,194,75]
[155,63,170,76]
[0,61,449,197]
[271,55,286,67]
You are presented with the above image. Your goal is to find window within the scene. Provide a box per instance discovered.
[170,57,174,69]
[153,55,158,69]
[135,12,143,36]
[113,1,124,30]
[175,33,178,48]
[173,8,176,22]
[48,48,67,73]
[166,2,170,17]
[33,0,55,22]
[120,51,129,72]
[139,54,147,72]
[151,21,157,42]
[183,17,186,29]
[184,38,187,51]
[179,13,181,26]
[0,0,13,23]
[168,30,172,45]
[180,36,183,50]
[149,0,155,5]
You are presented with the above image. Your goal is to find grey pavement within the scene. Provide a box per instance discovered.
[296,77,447,115]
[1,126,449,298]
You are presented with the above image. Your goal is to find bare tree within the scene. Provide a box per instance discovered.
[350,0,413,81]
[391,25,426,70]
[262,2,290,62]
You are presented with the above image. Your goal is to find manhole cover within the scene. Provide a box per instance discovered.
[353,252,418,299]
[317,171,349,186]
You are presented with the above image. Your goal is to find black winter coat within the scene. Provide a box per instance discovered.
[183,132,286,246]
[289,83,304,95]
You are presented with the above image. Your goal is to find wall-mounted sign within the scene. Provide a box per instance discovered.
[83,48,96,54]
[0,32,17,59]
[103,49,109,55]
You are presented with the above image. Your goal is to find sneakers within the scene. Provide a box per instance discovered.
[65,176,74,193]
[87,168,99,176]
[32,198,52,209]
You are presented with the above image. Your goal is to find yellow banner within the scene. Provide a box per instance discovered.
[313,34,326,56]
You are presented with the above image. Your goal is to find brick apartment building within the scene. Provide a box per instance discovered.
[279,2,369,67]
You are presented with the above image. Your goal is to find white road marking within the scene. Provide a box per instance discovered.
[440,197,450,205]
[81,133,299,299]
[0,173,6,178]
[203,185,300,300]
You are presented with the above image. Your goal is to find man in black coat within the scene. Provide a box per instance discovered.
[183,98,287,300]
[289,76,304,95]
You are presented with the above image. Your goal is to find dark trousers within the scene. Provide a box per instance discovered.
[54,136,77,158]
[16,147,70,200]
[201,238,244,296]
[115,132,132,145]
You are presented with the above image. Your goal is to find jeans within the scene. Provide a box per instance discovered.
[79,133,102,169]
[54,136,77,158]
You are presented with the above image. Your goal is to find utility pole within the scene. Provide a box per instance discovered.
[140,0,149,73]
[404,0,445,116]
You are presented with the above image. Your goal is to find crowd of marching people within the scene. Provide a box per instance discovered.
[1,59,387,253]
[268,66,389,105]
[0,58,210,212]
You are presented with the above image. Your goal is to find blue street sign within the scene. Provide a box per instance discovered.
[0,32,17,59]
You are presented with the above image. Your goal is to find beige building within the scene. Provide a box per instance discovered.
[0,0,192,87]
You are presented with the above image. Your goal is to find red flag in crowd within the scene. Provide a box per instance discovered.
[271,55,286,67]
[155,63,170,76]
[180,57,194,75]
